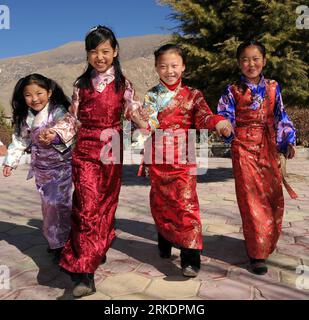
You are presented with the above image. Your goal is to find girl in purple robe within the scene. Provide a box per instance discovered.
[2,73,76,261]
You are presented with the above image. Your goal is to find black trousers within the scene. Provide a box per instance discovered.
[158,233,201,268]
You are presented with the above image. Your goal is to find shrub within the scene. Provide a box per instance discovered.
[286,107,309,147]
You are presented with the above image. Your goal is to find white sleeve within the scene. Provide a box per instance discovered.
[3,126,31,169]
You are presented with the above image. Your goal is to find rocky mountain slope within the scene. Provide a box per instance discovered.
[0,34,170,116]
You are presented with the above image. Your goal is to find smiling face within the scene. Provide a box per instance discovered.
[23,83,51,112]
[155,50,185,86]
[87,40,118,73]
[238,45,266,84]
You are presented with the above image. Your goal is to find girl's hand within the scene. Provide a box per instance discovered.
[69,104,78,116]
[138,107,149,122]
[215,120,233,137]
[286,143,295,159]
[3,165,13,177]
[38,129,57,145]
[131,109,148,129]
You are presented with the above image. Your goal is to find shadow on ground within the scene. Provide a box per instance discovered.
[121,165,234,186]
[115,218,248,268]
[0,219,73,299]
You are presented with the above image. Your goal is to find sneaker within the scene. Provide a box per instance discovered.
[249,258,268,275]
[182,265,199,277]
[180,248,200,277]
[73,273,96,298]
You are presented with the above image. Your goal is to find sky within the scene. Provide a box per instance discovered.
[0,0,177,59]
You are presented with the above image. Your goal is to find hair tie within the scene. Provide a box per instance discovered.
[86,25,103,37]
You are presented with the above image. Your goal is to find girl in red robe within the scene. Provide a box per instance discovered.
[55,26,140,298]
[217,40,296,275]
[131,44,233,277]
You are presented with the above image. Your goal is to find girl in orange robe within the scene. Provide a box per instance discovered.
[132,44,233,277]
[217,40,296,275]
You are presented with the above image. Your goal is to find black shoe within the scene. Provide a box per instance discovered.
[47,247,53,253]
[249,258,268,275]
[73,273,96,298]
[101,255,107,264]
[47,247,63,263]
[180,248,201,277]
[158,233,172,258]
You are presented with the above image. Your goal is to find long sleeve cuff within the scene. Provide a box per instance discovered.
[52,134,62,145]
[205,115,226,130]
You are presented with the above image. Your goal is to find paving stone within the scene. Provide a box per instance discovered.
[0,245,29,263]
[97,273,151,297]
[301,257,309,267]
[280,269,309,290]
[145,277,200,299]
[291,220,309,231]
[276,243,309,260]
[5,226,39,236]
[112,293,159,300]
[201,217,227,225]
[1,157,309,300]
[3,286,64,300]
[226,219,243,226]
[10,269,58,289]
[206,224,240,235]
[295,236,309,247]
[283,213,307,222]
[198,199,211,205]
[136,263,180,278]
[255,283,309,300]
[282,225,308,237]
[22,245,48,258]
[267,253,301,271]
[202,234,248,265]
[222,232,244,240]
[100,259,141,275]
[0,224,16,233]
[197,260,229,280]
[228,266,280,287]
[277,234,296,245]
[198,278,253,300]
[79,292,111,300]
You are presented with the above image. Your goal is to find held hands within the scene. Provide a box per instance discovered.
[130,108,148,129]
[38,128,57,145]
[215,120,233,138]
[286,143,295,159]
[3,165,13,177]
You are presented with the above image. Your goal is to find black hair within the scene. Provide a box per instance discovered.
[11,73,70,136]
[154,43,186,65]
[236,40,266,61]
[75,25,125,93]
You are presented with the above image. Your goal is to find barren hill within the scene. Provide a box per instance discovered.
[0,34,170,116]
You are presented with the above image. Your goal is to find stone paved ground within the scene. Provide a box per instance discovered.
[0,153,309,300]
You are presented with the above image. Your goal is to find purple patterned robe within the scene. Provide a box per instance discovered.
[4,104,73,249]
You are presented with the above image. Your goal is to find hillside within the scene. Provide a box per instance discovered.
[0,34,170,116]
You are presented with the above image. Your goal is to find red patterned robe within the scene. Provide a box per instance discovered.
[218,76,296,259]
[143,83,224,250]
[58,67,139,273]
